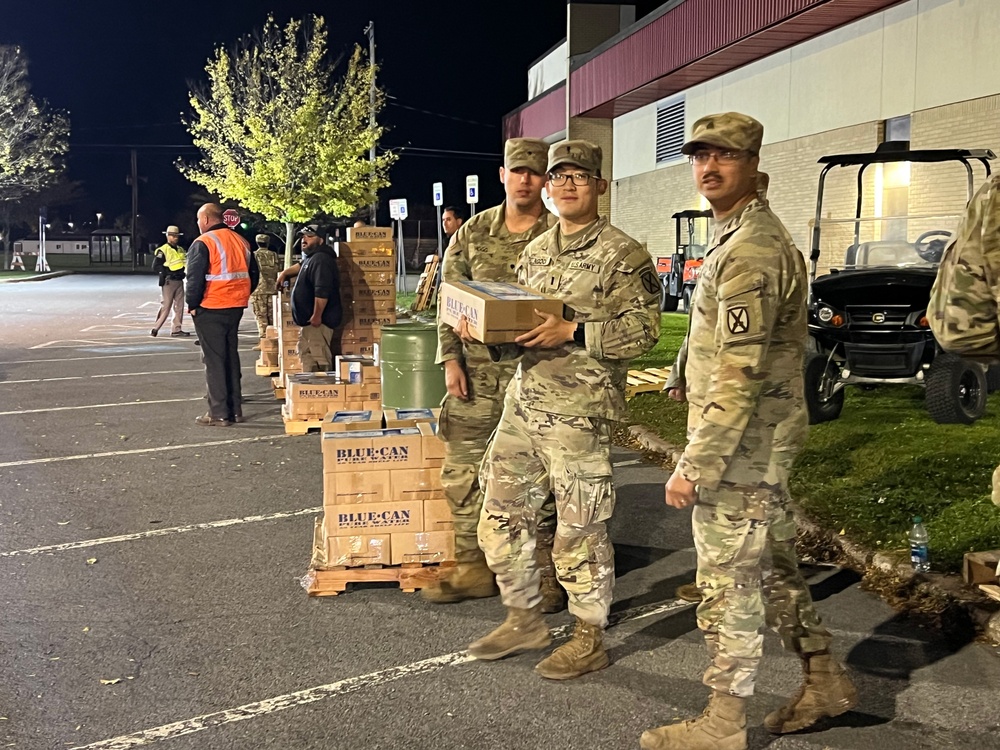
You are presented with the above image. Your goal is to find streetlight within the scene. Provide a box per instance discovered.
[96,212,103,228]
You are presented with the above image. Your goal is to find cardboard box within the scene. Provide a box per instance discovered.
[265,325,278,339]
[345,381,382,403]
[341,271,396,288]
[384,408,440,428]
[389,468,445,503]
[285,375,345,418]
[324,470,391,505]
[261,350,279,367]
[321,409,383,434]
[338,327,381,345]
[418,422,445,460]
[260,338,279,352]
[422,498,454,531]
[423,457,444,469]
[346,226,393,242]
[339,254,394,272]
[324,500,424,537]
[348,298,398,313]
[390,530,456,565]
[439,281,564,344]
[336,240,394,259]
[322,427,423,472]
[324,533,391,567]
[336,356,380,384]
[962,550,1000,585]
[348,311,397,329]
[342,285,396,303]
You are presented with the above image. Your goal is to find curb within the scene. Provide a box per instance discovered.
[625,424,1000,644]
[0,270,73,283]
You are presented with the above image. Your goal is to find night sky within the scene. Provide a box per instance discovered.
[3,1,567,236]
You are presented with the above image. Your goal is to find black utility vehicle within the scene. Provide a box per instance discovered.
[805,143,996,424]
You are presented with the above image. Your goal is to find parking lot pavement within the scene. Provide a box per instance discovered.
[1,275,999,750]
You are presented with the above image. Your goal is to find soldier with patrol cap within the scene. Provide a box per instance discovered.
[250,233,280,345]
[422,138,563,611]
[468,139,660,680]
[641,113,856,750]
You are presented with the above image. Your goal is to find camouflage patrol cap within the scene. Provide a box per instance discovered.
[504,138,548,174]
[255,233,269,245]
[681,112,764,156]
[547,139,603,175]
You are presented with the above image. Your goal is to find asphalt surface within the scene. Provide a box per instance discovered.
[1,274,998,750]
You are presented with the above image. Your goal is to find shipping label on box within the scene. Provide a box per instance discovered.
[324,533,391,567]
[325,500,424,536]
[322,427,423,472]
[417,422,445,460]
[321,409,383,434]
[324,470,391,505]
[439,281,564,344]
[340,343,377,358]
[346,226,393,242]
[345,381,382,403]
[390,530,456,565]
[336,356,379,384]
[384,408,440,429]
[423,498,454,531]
[389,468,445,503]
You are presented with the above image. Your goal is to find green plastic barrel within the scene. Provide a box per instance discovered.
[379,322,446,409]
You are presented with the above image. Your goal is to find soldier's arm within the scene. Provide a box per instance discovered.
[578,247,661,361]
[675,252,782,490]
[664,336,688,392]
[435,229,472,364]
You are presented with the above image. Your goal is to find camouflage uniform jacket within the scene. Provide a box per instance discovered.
[436,202,556,368]
[677,197,808,490]
[512,217,661,422]
[252,249,281,299]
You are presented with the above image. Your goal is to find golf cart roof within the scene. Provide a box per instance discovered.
[818,145,995,167]
[671,209,713,220]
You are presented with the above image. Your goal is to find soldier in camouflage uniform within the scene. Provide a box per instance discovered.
[422,139,563,610]
[469,140,661,681]
[641,113,856,750]
[250,234,280,342]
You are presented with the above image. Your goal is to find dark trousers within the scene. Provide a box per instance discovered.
[193,307,245,420]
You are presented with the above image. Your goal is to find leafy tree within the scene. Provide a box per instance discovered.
[0,46,70,268]
[179,15,395,266]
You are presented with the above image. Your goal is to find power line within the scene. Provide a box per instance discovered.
[385,96,497,129]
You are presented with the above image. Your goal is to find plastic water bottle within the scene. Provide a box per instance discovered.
[909,516,930,572]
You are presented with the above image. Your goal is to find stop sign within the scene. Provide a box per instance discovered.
[222,209,240,228]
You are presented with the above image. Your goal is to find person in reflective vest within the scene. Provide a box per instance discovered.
[150,225,191,337]
[185,203,260,426]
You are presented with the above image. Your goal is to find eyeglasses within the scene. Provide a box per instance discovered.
[688,150,747,165]
[548,171,596,187]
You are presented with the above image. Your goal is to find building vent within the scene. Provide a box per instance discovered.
[656,97,685,164]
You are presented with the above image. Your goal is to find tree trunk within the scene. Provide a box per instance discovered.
[284,221,295,270]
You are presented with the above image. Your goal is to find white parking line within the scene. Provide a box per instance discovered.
[612,458,644,468]
[1,369,202,385]
[69,598,692,750]
[0,507,321,558]
[0,397,202,416]
[0,352,194,365]
[0,434,292,468]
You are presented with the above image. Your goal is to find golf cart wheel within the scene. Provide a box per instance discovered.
[661,289,679,312]
[926,353,987,424]
[804,353,844,424]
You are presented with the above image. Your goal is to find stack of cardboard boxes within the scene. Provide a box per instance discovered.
[283,356,383,423]
[272,291,303,378]
[259,324,279,372]
[336,226,398,359]
[314,405,453,568]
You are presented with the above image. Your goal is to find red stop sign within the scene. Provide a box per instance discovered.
[222,209,240,228]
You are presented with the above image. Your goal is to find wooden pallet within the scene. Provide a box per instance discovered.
[256,359,279,377]
[410,255,441,313]
[272,376,286,400]
[306,561,456,597]
[626,367,672,399]
[281,406,323,435]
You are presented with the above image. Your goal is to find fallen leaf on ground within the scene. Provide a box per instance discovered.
[99,678,120,685]
[86,558,97,565]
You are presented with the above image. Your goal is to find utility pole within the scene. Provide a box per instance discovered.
[129,148,138,270]
[365,21,377,225]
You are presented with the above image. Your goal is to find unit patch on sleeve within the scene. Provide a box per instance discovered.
[727,306,749,335]
[641,269,660,296]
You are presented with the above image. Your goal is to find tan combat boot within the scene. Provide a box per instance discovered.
[420,561,499,604]
[534,617,609,680]
[675,581,703,602]
[640,691,747,750]
[468,604,551,660]
[539,571,567,614]
[764,651,858,734]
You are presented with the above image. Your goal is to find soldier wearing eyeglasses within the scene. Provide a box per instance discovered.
[642,113,856,750]
[468,139,660,681]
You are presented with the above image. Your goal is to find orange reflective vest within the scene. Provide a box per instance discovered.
[198,229,252,309]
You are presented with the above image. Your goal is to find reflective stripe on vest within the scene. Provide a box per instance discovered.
[162,244,186,271]
[198,229,253,309]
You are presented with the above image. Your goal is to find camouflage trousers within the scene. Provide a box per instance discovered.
[692,416,831,698]
[250,295,272,338]
[479,396,614,627]
[298,324,334,372]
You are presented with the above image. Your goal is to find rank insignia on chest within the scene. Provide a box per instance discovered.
[727,306,750,335]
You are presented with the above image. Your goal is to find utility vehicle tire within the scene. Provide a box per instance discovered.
[804,353,844,424]
[926,353,987,424]
[661,289,679,312]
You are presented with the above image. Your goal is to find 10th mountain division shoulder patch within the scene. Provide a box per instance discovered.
[727,306,750,335]
[641,269,660,295]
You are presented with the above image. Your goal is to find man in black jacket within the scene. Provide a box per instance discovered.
[282,224,342,371]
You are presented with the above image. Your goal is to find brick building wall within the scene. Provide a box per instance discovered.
[569,116,614,219]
